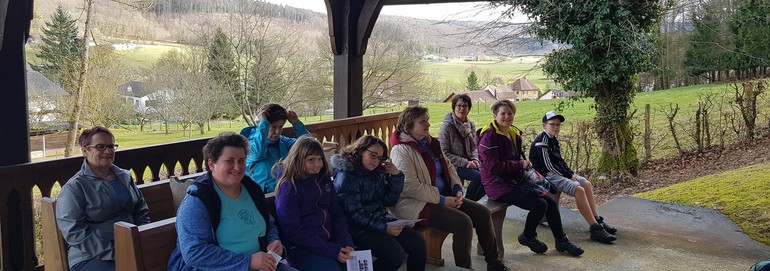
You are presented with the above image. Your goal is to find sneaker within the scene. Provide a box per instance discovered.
[555,235,584,256]
[518,233,548,254]
[590,223,617,244]
[596,216,617,234]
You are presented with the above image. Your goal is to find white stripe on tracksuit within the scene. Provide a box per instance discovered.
[539,136,563,176]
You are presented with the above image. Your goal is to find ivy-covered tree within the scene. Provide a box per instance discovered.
[466,71,481,90]
[495,0,664,175]
[36,5,82,92]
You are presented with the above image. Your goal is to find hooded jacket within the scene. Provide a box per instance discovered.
[167,173,279,271]
[275,172,354,266]
[240,119,310,193]
[56,160,150,268]
[438,112,479,169]
[389,130,462,222]
[476,121,527,201]
[331,154,405,235]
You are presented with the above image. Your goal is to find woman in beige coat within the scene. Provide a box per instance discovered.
[389,106,509,271]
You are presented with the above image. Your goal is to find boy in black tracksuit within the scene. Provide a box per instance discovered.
[529,111,618,244]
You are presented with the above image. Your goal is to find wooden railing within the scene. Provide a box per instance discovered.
[0,111,399,270]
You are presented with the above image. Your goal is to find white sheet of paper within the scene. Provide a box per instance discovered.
[267,250,282,267]
[345,250,374,271]
[386,219,424,227]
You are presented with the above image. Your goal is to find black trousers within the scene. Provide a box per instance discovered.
[352,226,426,271]
[496,188,566,239]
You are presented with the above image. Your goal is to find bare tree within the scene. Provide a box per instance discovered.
[81,45,134,128]
[733,79,766,141]
[148,49,220,138]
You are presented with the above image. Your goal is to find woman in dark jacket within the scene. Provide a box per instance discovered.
[477,100,584,256]
[332,135,426,271]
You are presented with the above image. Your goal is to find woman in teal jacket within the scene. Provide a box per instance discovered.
[240,103,310,193]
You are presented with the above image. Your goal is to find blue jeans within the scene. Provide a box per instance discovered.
[456,167,485,201]
[71,259,115,271]
[297,254,345,271]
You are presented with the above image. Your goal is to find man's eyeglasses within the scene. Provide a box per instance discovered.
[85,144,119,151]
[365,149,386,162]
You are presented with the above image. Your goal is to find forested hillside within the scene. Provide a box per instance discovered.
[31,0,553,57]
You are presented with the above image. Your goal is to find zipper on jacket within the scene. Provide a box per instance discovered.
[315,178,331,239]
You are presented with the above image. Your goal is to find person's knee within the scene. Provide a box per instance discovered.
[582,180,593,189]
[574,186,585,196]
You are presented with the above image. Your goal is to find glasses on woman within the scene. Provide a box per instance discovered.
[86,144,119,151]
[365,149,386,162]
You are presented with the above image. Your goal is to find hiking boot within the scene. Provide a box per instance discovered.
[487,264,511,271]
[596,216,617,234]
[590,223,617,244]
[555,235,584,256]
[518,233,548,254]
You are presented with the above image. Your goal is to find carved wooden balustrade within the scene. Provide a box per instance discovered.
[0,112,399,270]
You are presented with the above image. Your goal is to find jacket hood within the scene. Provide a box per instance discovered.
[330,154,355,172]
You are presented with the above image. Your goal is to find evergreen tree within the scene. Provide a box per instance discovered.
[206,27,238,118]
[466,71,480,90]
[684,0,733,81]
[36,5,82,92]
[729,0,770,78]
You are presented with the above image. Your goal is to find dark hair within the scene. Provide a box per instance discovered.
[261,103,288,123]
[451,94,472,110]
[340,135,389,170]
[202,132,249,171]
[78,126,114,147]
[491,100,516,115]
[396,106,429,133]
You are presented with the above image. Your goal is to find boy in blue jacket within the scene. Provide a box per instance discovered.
[240,103,310,193]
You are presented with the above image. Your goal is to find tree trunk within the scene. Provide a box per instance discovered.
[594,83,639,176]
[64,0,95,157]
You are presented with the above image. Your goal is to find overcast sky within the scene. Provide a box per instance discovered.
[262,0,526,22]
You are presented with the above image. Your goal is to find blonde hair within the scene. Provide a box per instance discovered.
[275,136,329,195]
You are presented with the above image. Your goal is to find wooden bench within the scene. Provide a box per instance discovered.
[114,217,177,271]
[418,198,512,266]
[41,197,69,271]
[138,172,206,221]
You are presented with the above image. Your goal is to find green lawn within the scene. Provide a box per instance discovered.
[635,163,770,245]
[422,59,551,90]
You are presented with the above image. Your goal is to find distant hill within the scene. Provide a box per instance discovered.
[32,0,555,57]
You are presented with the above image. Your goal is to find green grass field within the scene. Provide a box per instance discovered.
[635,163,770,245]
[422,58,551,90]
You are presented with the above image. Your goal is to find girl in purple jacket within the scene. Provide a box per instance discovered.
[275,137,355,271]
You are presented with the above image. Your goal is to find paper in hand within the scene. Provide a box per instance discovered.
[386,219,424,227]
[346,250,374,271]
[267,250,282,267]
